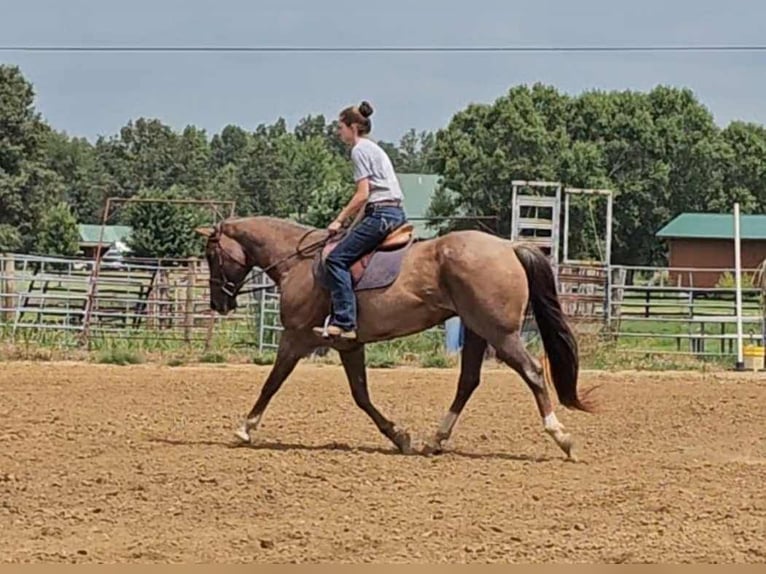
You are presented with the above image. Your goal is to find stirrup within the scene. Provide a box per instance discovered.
[319,315,332,338]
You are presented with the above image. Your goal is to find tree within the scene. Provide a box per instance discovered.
[42,130,109,223]
[210,125,250,169]
[711,121,766,212]
[174,125,212,193]
[0,65,65,251]
[123,186,208,259]
[0,225,22,253]
[430,82,726,265]
[97,118,180,199]
[396,128,438,173]
[33,202,80,257]
[430,84,571,237]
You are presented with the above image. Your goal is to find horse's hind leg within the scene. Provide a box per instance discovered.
[422,327,487,455]
[493,333,575,460]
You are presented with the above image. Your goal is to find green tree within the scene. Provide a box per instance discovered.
[210,125,250,169]
[711,121,766,212]
[42,130,111,223]
[96,118,180,199]
[430,84,571,237]
[396,128,438,173]
[33,202,80,257]
[123,186,208,259]
[431,82,726,265]
[0,65,65,251]
[174,125,211,193]
[0,225,22,253]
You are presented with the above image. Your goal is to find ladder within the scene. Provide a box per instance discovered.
[510,180,562,265]
[511,181,562,347]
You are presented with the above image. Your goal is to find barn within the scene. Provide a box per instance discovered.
[77,224,132,259]
[655,213,766,288]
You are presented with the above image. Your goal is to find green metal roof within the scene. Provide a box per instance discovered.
[78,224,133,245]
[397,172,441,237]
[656,213,766,240]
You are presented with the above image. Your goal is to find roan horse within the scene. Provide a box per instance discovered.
[195,215,596,459]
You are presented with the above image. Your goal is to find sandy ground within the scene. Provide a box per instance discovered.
[1,361,765,563]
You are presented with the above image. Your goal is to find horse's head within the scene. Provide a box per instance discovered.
[195,224,252,315]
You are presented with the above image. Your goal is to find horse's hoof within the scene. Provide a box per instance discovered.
[421,440,444,457]
[557,433,576,461]
[393,429,414,455]
[234,428,251,445]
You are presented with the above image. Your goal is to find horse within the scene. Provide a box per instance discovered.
[195,215,597,459]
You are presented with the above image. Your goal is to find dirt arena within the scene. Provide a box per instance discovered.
[1,361,764,563]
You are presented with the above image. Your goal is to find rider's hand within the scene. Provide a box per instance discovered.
[328,220,342,235]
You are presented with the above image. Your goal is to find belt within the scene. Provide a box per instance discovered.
[366,200,402,211]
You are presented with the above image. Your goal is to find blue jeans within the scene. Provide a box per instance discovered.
[324,204,407,330]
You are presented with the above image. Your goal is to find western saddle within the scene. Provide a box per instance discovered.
[379,222,415,250]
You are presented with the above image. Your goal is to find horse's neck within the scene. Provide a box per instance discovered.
[230,217,314,284]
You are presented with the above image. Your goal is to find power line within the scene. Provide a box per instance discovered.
[1,44,766,54]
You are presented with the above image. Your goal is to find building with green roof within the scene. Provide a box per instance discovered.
[396,173,442,238]
[77,224,133,258]
[655,212,766,287]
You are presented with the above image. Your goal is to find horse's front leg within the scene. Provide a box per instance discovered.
[234,331,309,444]
[339,344,414,454]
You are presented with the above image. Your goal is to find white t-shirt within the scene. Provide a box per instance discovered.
[350,138,404,203]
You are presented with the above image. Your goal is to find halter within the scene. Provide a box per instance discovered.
[208,224,335,298]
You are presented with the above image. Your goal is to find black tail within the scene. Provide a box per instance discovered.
[513,243,594,413]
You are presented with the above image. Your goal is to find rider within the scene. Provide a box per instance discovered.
[313,101,407,341]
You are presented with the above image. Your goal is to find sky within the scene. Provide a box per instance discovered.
[1,0,765,143]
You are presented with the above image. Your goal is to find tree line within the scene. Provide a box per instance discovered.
[1,64,764,265]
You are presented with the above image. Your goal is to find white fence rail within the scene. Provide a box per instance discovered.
[608,264,765,356]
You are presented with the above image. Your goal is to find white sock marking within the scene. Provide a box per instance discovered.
[438,411,458,437]
[544,412,562,432]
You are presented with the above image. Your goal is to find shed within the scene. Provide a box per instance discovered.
[78,224,133,259]
[655,213,766,287]
[396,173,441,238]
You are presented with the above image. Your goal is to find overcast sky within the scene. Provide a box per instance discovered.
[1,0,764,142]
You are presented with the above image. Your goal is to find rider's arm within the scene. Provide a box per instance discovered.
[334,177,369,226]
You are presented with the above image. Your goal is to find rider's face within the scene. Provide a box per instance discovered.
[337,120,355,145]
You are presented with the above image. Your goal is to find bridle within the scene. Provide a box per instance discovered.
[207,224,336,298]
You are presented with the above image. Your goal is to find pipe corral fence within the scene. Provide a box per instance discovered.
[0,189,763,360]
[1,254,763,359]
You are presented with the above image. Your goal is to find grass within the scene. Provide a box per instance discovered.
[0,309,760,372]
[95,347,145,366]
[199,352,226,364]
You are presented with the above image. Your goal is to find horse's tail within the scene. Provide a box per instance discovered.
[512,243,596,413]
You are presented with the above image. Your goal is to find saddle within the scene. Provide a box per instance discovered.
[313,222,416,291]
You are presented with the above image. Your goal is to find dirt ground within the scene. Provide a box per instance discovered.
[1,361,765,563]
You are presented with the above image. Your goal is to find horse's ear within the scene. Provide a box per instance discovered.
[195,226,215,238]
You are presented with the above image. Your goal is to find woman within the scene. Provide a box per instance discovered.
[313,101,407,341]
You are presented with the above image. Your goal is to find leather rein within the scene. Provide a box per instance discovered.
[208,225,335,298]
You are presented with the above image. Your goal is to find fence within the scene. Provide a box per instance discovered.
[0,252,277,351]
[608,264,765,357]
[2,252,764,359]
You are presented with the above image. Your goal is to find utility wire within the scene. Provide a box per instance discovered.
[1,45,765,53]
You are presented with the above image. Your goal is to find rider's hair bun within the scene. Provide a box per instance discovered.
[358,101,374,118]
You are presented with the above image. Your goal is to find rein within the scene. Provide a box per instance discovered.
[211,227,335,298]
